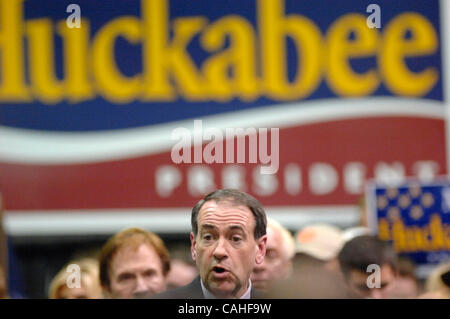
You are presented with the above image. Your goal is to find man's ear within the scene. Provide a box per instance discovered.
[190,232,197,261]
[255,234,267,265]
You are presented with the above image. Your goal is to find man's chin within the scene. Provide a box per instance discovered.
[207,279,238,297]
[132,291,155,299]
[209,279,233,290]
[209,286,237,298]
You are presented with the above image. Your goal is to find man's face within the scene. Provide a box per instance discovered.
[190,200,267,298]
[347,264,397,299]
[106,243,167,299]
[251,225,291,291]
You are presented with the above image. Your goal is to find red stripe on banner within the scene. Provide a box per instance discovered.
[0,116,446,211]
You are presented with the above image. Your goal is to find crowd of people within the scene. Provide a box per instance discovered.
[1,189,449,299]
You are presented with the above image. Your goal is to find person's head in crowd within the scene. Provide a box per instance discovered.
[342,226,371,242]
[294,224,344,273]
[385,257,420,298]
[263,259,351,298]
[190,189,267,298]
[99,227,170,299]
[166,244,198,289]
[48,258,102,299]
[419,262,450,299]
[0,266,8,299]
[166,259,198,289]
[251,218,295,291]
[338,235,398,299]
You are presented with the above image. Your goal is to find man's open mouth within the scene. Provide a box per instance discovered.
[212,266,229,276]
[213,266,227,273]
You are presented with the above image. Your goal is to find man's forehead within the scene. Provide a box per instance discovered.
[198,200,254,226]
[200,199,252,213]
[112,243,159,267]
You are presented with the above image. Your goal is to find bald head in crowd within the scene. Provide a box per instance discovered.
[251,218,295,291]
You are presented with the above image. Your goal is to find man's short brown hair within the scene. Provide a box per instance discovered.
[99,228,171,289]
[338,235,398,279]
[191,189,267,239]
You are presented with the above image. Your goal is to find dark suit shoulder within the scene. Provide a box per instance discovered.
[153,277,204,299]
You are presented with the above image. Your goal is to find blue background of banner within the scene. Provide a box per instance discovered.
[0,0,443,131]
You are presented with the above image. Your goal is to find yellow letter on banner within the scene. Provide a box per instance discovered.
[142,0,206,101]
[258,0,322,100]
[92,17,141,103]
[325,14,379,97]
[58,20,93,103]
[201,16,258,101]
[26,19,64,103]
[0,0,30,101]
[379,13,438,97]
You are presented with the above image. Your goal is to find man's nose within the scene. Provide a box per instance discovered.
[213,238,228,260]
[134,275,149,293]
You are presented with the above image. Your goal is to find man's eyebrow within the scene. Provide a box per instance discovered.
[117,272,135,279]
[228,225,245,232]
[200,224,216,231]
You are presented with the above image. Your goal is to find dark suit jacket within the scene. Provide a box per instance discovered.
[153,276,265,299]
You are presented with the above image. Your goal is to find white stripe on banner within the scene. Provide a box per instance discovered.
[0,97,444,164]
[3,206,359,237]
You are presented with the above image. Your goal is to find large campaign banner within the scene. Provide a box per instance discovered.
[0,0,447,236]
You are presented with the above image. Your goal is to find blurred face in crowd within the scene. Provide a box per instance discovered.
[191,200,267,298]
[347,264,397,299]
[106,243,167,298]
[251,224,292,291]
[166,259,198,289]
[385,275,419,298]
[57,276,101,299]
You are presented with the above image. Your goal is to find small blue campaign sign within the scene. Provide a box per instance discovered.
[366,178,450,266]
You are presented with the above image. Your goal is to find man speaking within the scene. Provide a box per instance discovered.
[156,189,267,299]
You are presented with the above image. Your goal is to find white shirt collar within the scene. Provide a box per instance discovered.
[200,278,252,299]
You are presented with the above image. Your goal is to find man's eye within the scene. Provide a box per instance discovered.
[231,236,242,243]
[203,234,213,241]
[118,273,134,282]
[143,270,156,277]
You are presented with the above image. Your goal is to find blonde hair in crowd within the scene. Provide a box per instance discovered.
[48,257,102,299]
